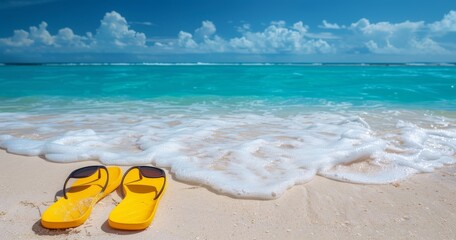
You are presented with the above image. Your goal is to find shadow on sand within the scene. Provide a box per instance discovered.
[32,219,77,236]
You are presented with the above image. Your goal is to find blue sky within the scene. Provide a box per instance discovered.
[1,0,456,62]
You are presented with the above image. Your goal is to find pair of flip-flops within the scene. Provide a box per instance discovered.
[40,165,166,231]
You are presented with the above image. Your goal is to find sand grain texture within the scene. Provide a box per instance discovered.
[0,150,455,239]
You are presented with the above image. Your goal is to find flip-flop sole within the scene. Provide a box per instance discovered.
[41,166,122,229]
[108,168,166,230]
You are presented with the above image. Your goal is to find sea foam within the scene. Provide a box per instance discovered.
[1,64,455,199]
[0,104,454,199]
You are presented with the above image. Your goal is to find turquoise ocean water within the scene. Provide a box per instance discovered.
[0,64,455,199]
[1,64,455,109]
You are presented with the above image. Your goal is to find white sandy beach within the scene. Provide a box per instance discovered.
[0,150,455,240]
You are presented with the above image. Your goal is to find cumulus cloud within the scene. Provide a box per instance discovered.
[29,22,54,45]
[94,11,146,48]
[429,10,456,33]
[0,30,33,47]
[350,18,424,34]
[347,17,448,54]
[164,20,333,54]
[1,10,456,61]
[194,20,216,40]
[177,31,197,48]
[54,28,88,48]
[0,11,146,53]
[172,21,227,52]
[225,21,333,54]
[0,22,56,47]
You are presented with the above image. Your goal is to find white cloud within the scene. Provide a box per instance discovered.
[319,20,343,30]
[171,21,226,52]
[236,23,251,33]
[130,21,154,26]
[0,11,147,53]
[1,10,455,60]
[0,29,33,47]
[226,21,333,54]
[194,21,216,40]
[0,21,57,47]
[94,11,146,48]
[168,20,334,54]
[292,21,308,33]
[410,38,447,54]
[347,17,447,54]
[29,22,54,45]
[200,35,227,52]
[177,31,197,48]
[429,10,456,33]
[54,28,88,48]
[350,18,424,35]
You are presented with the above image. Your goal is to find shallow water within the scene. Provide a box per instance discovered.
[0,64,455,199]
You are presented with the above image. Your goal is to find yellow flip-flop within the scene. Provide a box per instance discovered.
[41,165,122,229]
[108,166,166,230]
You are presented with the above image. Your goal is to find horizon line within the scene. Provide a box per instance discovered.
[1,62,456,67]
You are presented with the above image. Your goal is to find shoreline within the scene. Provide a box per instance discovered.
[0,150,455,239]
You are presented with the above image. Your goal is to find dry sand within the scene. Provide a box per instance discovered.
[0,150,455,240]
